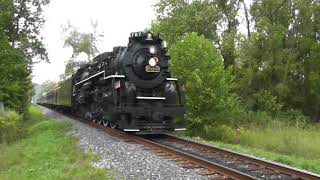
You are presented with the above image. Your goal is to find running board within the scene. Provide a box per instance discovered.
[174,128,186,131]
[124,129,140,132]
[136,96,166,100]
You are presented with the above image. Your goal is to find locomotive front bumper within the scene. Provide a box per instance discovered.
[114,105,186,133]
[116,106,186,117]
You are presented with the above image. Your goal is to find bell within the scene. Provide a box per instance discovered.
[146,33,153,41]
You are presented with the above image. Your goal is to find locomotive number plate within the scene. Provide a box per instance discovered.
[145,65,160,72]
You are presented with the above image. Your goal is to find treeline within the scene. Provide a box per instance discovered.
[150,0,320,125]
[0,0,49,114]
[0,0,49,143]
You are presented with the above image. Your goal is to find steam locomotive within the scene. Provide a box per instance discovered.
[37,32,186,133]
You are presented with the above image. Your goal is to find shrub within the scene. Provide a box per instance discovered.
[279,109,308,127]
[0,109,22,143]
[169,32,242,129]
[252,90,283,115]
[242,110,272,127]
[205,125,237,143]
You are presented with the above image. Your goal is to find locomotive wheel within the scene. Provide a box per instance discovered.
[92,118,97,123]
[102,119,109,127]
[110,121,117,129]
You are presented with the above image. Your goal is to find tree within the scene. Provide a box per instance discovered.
[151,0,240,69]
[169,33,242,129]
[237,0,320,120]
[36,80,57,98]
[0,32,32,113]
[0,0,49,114]
[60,21,101,79]
[152,0,320,121]
[2,0,50,64]
[151,0,220,45]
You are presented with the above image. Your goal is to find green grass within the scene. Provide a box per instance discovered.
[0,105,110,179]
[26,105,44,124]
[212,141,320,174]
[238,125,320,160]
[178,125,320,174]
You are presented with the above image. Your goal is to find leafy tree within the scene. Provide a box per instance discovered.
[169,33,242,129]
[151,0,240,69]
[0,0,49,114]
[152,0,320,121]
[151,0,220,45]
[60,21,101,79]
[2,0,50,64]
[237,0,320,120]
[36,80,57,98]
[0,32,32,113]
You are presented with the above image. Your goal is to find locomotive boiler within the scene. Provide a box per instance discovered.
[38,32,186,133]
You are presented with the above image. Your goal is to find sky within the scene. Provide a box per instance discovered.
[32,0,157,84]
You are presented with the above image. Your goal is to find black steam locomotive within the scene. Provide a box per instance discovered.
[37,32,186,133]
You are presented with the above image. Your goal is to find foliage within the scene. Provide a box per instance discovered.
[151,0,239,68]
[0,0,49,114]
[169,33,242,129]
[0,109,22,143]
[151,0,220,45]
[35,80,58,99]
[252,90,283,115]
[236,0,320,121]
[0,33,33,113]
[60,21,102,79]
[1,0,50,63]
[152,0,320,122]
[0,105,44,144]
[0,117,108,179]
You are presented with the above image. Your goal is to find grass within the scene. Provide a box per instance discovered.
[25,105,44,126]
[178,124,320,174]
[238,125,320,160]
[0,105,110,179]
[212,141,320,174]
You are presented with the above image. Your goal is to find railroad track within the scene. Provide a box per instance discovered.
[40,106,320,180]
[141,134,320,180]
[89,122,320,180]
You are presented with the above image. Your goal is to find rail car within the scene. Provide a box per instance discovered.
[37,32,186,133]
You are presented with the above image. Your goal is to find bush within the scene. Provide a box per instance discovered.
[241,110,272,127]
[169,32,242,129]
[0,109,22,143]
[204,125,237,143]
[278,109,308,127]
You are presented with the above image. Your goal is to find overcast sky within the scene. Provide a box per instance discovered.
[32,0,157,84]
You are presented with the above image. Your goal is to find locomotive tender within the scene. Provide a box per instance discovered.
[38,32,186,133]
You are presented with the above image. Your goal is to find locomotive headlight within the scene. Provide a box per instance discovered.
[149,46,156,54]
[148,57,158,66]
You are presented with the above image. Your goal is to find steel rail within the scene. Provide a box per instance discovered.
[132,135,258,180]
[89,122,257,180]
[162,134,320,180]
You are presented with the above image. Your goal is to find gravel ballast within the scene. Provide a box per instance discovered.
[40,106,208,180]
